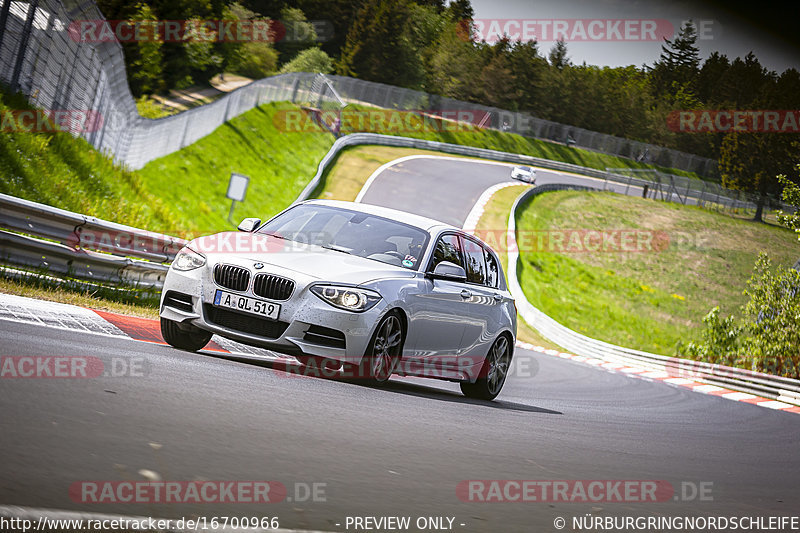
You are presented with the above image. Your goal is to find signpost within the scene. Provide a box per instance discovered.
[226,172,250,224]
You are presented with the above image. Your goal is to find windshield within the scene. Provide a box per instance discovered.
[258,204,430,270]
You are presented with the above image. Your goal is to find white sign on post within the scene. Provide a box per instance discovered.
[227,173,249,202]
[226,173,250,224]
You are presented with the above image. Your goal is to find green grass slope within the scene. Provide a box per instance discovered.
[515,190,799,354]
[136,102,333,234]
[0,89,179,230]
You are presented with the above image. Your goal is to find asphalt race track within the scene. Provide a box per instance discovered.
[2,157,799,532]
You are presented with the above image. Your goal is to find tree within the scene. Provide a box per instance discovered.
[777,167,800,241]
[718,65,800,222]
[445,0,474,22]
[146,0,226,90]
[337,0,427,89]
[649,20,700,98]
[180,18,224,86]
[275,7,318,66]
[412,0,445,11]
[696,51,730,105]
[718,132,785,222]
[548,40,569,70]
[478,37,516,109]
[223,3,279,80]
[507,39,546,115]
[128,3,163,96]
[408,1,450,91]
[426,21,483,102]
[715,52,772,107]
[228,42,278,79]
[290,0,364,60]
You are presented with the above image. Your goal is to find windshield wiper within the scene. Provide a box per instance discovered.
[260,231,289,240]
[322,244,351,255]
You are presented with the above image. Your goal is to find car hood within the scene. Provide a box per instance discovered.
[190,232,418,285]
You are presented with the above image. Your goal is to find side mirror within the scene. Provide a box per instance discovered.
[237,217,261,232]
[428,261,467,282]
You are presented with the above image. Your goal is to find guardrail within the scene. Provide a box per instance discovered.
[2,134,798,404]
[0,192,185,289]
[0,230,170,288]
[505,185,800,407]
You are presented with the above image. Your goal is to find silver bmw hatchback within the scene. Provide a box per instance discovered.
[159,200,517,400]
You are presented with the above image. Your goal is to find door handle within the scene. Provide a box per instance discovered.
[493,294,503,302]
[460,289,472,299]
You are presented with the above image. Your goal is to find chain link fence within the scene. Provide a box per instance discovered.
[604,168,791,215]
[0,0,333,169]
[1,0,719,176]
[320,74,719,177]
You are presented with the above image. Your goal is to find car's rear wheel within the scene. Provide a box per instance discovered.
[160,317,213,351]
[354,312,404,385]
[460,335,511,401]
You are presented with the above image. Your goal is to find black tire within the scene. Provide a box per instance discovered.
[353,312,404,385]
[160,317,213,352]
[460,335,512,401]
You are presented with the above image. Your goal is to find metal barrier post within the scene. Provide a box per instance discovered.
[0,0,12,55]
[10,0,40,92]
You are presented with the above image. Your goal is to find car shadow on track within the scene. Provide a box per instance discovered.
[200,350,561,415]
[378,379,562,414]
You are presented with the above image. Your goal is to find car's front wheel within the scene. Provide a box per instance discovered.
[352,312,404,385]
[160,317,213,351]
[460,335,512,400]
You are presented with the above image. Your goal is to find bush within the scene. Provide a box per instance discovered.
[229,41,279,79]
[135,96,172,119]
[279,47,333,74]
[679,254,800,377]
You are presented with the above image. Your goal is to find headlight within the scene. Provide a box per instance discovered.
[172,247,206,271]
[310,285,382,312]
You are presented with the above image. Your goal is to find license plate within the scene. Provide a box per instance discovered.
[213,290,281,320]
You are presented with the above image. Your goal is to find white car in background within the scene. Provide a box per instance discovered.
[510,165,536,183]
[159,200,517,400]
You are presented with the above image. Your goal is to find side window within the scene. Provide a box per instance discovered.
[431,234,464,270]
[484,248,499,288]
[461,237,487,285]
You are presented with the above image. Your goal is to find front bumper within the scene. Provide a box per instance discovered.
[159,259,384,365]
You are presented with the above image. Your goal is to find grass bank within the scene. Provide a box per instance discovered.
[1,88,334,236]
[0,89,180,231]
[136,101,334,235]
[515,190,799,354]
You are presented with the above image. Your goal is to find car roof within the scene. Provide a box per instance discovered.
[300,199,456,233]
